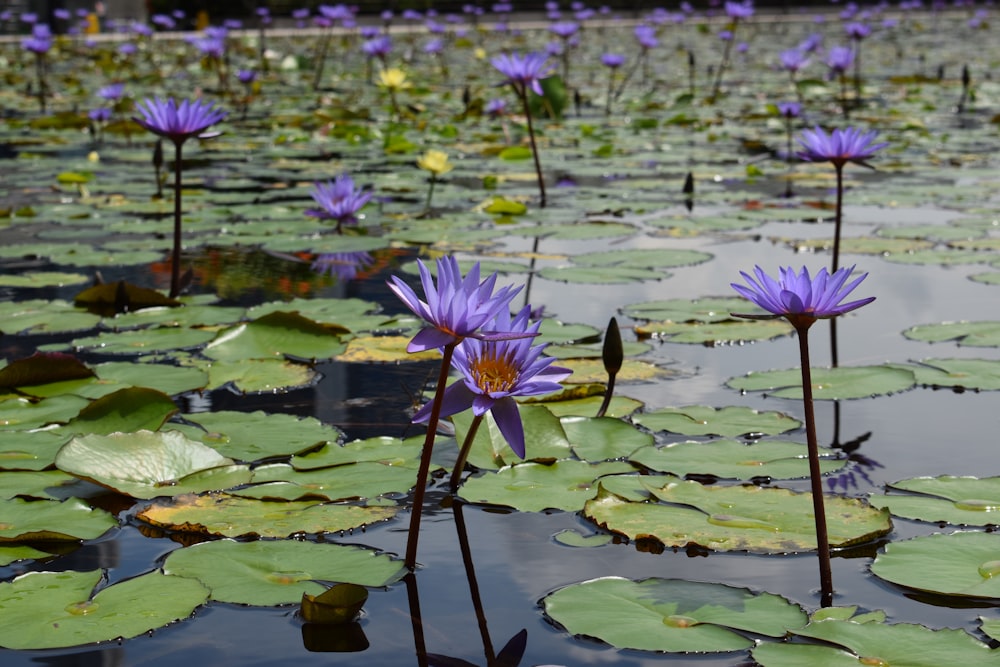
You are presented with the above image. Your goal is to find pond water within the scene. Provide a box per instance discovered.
[3,5,1000,666]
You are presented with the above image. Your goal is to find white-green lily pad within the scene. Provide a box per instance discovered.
[185,356,319,393]
[903,321,1000,347]
[162,539,405,606]
[66,327,217,355]
[202,311,348,362]
[0,569,209,649]
[137,492,398,538]
[458,460,634,512]
[56,430,251,499]
[752,616,999,667]
[632,406,801,437]
[0,497,118,543]
[727,365,917,400]
[583,479,892,553]
[871,531,1000,599]
[870,476,1000,526]
[908,358,1000,390]
[573,248,714,270]
[543,577,807,653]
[630,440,845,480]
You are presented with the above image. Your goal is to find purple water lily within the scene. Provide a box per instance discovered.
[731,265,875,323]
[491,51,553,96]
[388,256,522,353]
[797,125,887,168]
[134,97,227,146]
[305,174,372,232]
[413,305,571,459]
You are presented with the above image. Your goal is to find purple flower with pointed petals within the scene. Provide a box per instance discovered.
[89,107,112,122]
[780,48,810,73]
[725,0,754,19]
[797,126,887,168]
[549,20,579,38]
[412,305,571,458]
[362,35,392,60]
[777,101,801,118]
[845,21,871,40]
[387,256,522,353]
[237,69,257,85]
[133,97,228,146]
[305,174,372,231]
[826,45,854,75]
[491,52,553,96]
[601,53,626,68]
[634,24,659,49]
[731,265,875,323]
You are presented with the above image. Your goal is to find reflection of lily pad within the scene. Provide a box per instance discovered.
[871,531,1000,599]
[632,406,801,438]
[630,440,844,480]
[0,570,209,649]
[162,539,405,606]
[871,475,1000,526]
[727,365,917,400]
[543,577,806,653]
[583,478,891,553]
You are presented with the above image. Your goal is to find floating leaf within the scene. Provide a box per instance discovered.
[543,577,806,653]
[458,460,634,512]
[65,387,178,434]
[291,437,423,470]
[162,539,404,606]
[301,583,368,625]
[553,529,613,548]
[454,404,571,470]
[872,531,1000,599]
[870,475,1000,526]
[203,311,348,362]
[903,321,1000,347]
[632,406,801,438]
[635,318,794,344]
[181,410,342,462]
[0,352,94,390]
[630,440,845,480]
[0,497,118,543]
[561,416,653,461]
[0,570,209,649]
[240,462,415,502]
[908,358,1000,390]
[0,299,101,335]
[727,365,917,400]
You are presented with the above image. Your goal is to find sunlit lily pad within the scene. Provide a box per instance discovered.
[553,529,613,548]
[186,356,319,393]
[908,358,1000,390]
[0,430,72,472]
[573,248,714,270]
[0,271,89,288]
[240,462,415,501]
[630,440,845,480]
[162,539,405,606]
[454,404,571,470]
[0,569,209,649]
[203,311,348,362]
[752,616,999,667]
[583,479,891,553]
[458,460,634,512]
[537,265,665,284]
[560,416,653,461]
[65,327,217,355]
[291,436,423,470]
[632,406,801,437]
[92,361,208,396]
[0,395,90,431]
[0,544,53,566]
[871,531,1000,599]
[247,297,394,333]
[543,577,806,653]
[903,321,1000,347]
[636,318,794,344]
[180,410,342,462]
[64,387,178,434]
[559,357,670,384]
[335,335,441,362]
[0,299,101,335]
[727,365,917,400]
[56,430,251,499]
[0,470,80,500]
[0,497,118,543]
[871,475,1000,526]
[137,492,398,538]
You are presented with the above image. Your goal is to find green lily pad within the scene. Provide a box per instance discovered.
[454,404,572,470]
[162,539,405,606]
[0,271,89,289]
[872,531,1000,598]
[0,395,90,431]
[203,311,348,361]
[553,529,614,548]
[291,436,424,470]
[458,460,635,512]
[0,569,209,649]
[186,356,319,393]
[870,476,1000,526]
[247,297,394,333]
[635,318,794,344]
[0,299,101,335]
[583,478,892,553]
[335,335,441,362]
[883,249,992,265]
[908,358,1000,390]
[903,321,1000,347]
[632,406,801,437]
[0,544,53,566]
[537,265,665,284]
[137,493,398,538]
[0,497,118,543]
[65,387,179,434]
[543,577,807,653]
[561,416,653,461]
[727,365,917,400]
[0,470,81,500]
[93,361,208,396]
[753,616,998,667]
[558,357,670,384]
[56,430,251,499]
[240,461,415,501]
[630,440,845,480]
[181,410,343,462]
[0,430,73,471]
[65,327,217,355]
[573,248,714,270]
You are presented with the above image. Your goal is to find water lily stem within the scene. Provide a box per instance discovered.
[405,342,457,571]
[796,323,835,607]
[449,413,484,492]
[170,142,183,298]
[517,87,547,208]
[832,165,844,274]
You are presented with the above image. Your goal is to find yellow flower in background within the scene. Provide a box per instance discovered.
[474,47,487,60]
[417,149,454,177]
[377,67,410,92]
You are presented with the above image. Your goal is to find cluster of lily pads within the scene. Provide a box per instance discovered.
[3,1,1000,664]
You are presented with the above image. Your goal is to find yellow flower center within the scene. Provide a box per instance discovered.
[469,348,520,394]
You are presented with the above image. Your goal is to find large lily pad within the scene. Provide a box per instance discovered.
[453,404,572,470]
[202,311,348,362]
[560,415,653,461]
[457,460,635,512]
[137,493,398,538]
[871,531,1000,599]
[543,577,806,653]
[56,430,251,499]
[583,478,892,553]
[630,440,845,480]
[632,406,801,437]
[907,358,1000,391]
[871,475,1000,526]
[727,365,917,400]
[0,497,118,543]
[181,410,343,462]
[0,569,209,649]
[162,539,405,606]
[291,436,424,470]
[240,462,416,502]
[64,387,179,434]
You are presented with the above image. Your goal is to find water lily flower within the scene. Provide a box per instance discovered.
[797,126,887,169]
[413,304,571,460]
[388,256,522,353]
[305,174,372,232]
[780,47,810,74]
[491,52,553,97]
[97,83,125,102]
[377,67,410,92]
[826,45,854,76]
[417,149,453,177]
[363,35,393,63]
[731,265,875,325]
[134,97,227,146]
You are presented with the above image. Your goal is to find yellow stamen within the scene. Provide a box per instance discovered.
[470,349,520,394]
